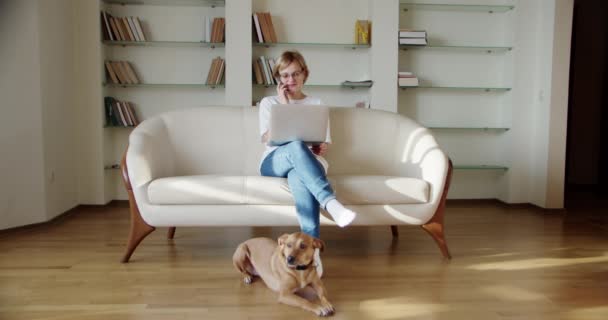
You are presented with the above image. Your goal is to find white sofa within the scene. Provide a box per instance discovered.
[121,106,453,262]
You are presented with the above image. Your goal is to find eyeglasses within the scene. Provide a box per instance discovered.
[279,70,304,80]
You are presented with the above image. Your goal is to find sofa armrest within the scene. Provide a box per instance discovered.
[394,117,449,205]
[125,117,175,189]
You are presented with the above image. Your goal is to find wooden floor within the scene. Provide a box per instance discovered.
[1,199,607,320]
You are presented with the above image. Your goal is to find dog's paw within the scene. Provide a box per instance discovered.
[315,303,335,317]
[243,275,253,284]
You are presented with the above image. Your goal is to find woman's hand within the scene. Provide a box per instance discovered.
[277,82,290,104]
[313,143,329,156]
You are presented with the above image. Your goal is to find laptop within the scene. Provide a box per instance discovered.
[268,104,329,146]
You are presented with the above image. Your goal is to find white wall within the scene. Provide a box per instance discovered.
[0,0,78,230]
[39,0,79,219]
[0,0,47,230]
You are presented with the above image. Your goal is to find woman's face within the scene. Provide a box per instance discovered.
[278,62,306,95]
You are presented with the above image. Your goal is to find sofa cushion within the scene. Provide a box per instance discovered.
[329,176,429,205]
[148,175,246,205]
[148,175,429,205]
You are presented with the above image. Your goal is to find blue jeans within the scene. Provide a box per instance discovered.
[260,141,336,238]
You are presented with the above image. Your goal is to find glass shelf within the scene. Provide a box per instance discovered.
[454,165,509,171]
[103,83,224,89]
[103,40,224,48]
[429,126,510,131]
[400,85,511,92]
[103,0,224,7]
[253,84,372,89]
[254,42,370,49]
[399,44,512,53]
[400,2,514,13]
[103,125,136,129]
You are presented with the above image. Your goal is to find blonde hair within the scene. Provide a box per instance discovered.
[272,50,309,83]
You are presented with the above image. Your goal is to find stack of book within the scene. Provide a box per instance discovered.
[253,56,277,85]
[399,29,427,46]
[252,12,277,43]
[104,97,139,127]
[101,11,146,42]
[354,20,372,45]
[206,57,225,85]
[398,71,419,87]
[205,17,225,43]
[105,61,140,85]
[342,80,373,88]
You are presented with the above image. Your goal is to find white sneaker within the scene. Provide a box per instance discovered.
[314,248,323,278]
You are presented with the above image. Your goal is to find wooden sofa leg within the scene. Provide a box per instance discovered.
[390,225,399,238]
[121,149,155,263]
[421,159,453,260]
[168,227,176,239]
[121,198,155,263]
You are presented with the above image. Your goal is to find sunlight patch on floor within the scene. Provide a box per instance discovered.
[467,255,608,271]
[360,297,448,319]
[481,285,548,301]
[565,306,608,320]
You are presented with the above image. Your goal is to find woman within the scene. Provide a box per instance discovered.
[258,51,357,265]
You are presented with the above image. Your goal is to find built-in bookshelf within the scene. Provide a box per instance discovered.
[99,0,226,200]
[398,1,515,197]
[251,0,373,107]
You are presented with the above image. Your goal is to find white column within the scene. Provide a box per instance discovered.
[369,0,399,113]
[74,0,105,204]
[225,0,252,106]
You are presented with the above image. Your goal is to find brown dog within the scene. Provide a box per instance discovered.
[233,232,335,316]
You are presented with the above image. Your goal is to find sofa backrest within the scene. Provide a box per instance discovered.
[158,106,414,176]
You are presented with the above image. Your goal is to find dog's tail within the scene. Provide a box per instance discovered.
[232,242,251,274]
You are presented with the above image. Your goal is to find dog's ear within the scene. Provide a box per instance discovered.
[312,238,325,252]
[278,233,289,246]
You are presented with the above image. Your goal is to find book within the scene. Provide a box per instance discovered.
[265,13,277,43]
[117,17,130,41]
[399,38,427,45]
[253,60,264,84]
[120,101,133,126]
[111,61,128,84]
[134,17,146,41]
[399,29,426,38]
[109,16,122,41]
[123,17,135,41]
[104,62,119,84]
[398,77,419,87]
[210,17,225,43]
[104,97,118,126]
[342,80,373,87]
[253,13,264,43]
[398,71,415,77]
[127,17,140,41]
[206,58,218,85]
[355,20,371,44]
[125,102,139,125]
[122,61,140,84]
[101,11,113,41]
[215,58,225,85]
